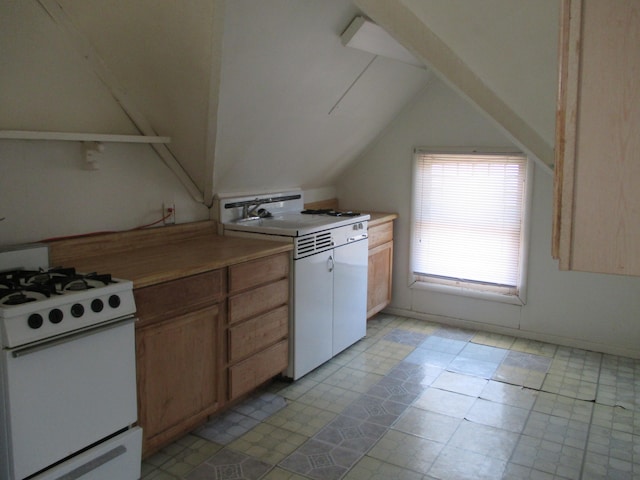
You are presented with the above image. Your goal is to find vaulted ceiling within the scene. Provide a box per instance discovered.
[0,0,558,206]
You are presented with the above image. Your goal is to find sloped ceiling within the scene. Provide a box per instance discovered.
[1,0,557,207]
[0,0,221,203]
[46,0,222,202]
[354,0,558,171]
[0,1,138,134]
[212,0,430,195]
[401,0,559,146]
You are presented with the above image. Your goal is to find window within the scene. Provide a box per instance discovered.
[411,149,531,303]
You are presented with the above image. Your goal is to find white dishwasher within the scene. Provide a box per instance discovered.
[218,190,370,380]
[293,222,368,379]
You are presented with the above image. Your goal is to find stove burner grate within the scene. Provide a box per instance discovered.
[0,267,117,303]
[3,292,37,306]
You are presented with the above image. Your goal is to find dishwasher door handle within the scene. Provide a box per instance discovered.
[327,255,334,272]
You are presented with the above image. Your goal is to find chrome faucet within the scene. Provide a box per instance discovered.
[242,199,262,219]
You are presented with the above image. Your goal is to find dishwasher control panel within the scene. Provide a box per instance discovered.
[332,221,368,247]
[293,221,368,259]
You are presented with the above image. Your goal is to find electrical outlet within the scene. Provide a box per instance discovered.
[163,202,176,225]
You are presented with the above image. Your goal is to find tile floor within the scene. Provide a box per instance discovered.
[141,314,640,480]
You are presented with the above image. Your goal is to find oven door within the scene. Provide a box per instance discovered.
[2,318,139,480]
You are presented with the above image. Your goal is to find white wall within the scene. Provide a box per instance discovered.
[214,0,430,194]
[337,77,640,358]
[0,140,209,247]
[0,1,210,247]
[399,0,559,146]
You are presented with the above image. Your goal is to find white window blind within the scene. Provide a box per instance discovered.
[412,151,528,294]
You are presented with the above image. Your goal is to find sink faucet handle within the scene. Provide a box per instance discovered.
[247,200,262,217]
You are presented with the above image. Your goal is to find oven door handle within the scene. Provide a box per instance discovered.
[11,316,135,358]
[54,444,127,480]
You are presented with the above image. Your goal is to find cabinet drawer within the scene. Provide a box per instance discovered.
[228,340,288,399]
[228,305,288,363]
[228,253,289,294]
[228,278,289,325]
[135,270,225,327]
[368,222,393,250]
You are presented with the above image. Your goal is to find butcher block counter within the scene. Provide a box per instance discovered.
[47,220,292,457]
[367,211,398,228]
[47,220,291,287]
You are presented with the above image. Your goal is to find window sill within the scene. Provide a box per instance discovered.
[409,279,526,306]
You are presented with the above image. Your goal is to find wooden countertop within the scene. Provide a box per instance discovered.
[47,221,292,289]
[46,214,395,288]
[367,212,398,227]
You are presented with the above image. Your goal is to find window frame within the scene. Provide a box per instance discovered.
[409,147,534,306]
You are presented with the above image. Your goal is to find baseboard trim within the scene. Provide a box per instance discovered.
[382,307,640,359]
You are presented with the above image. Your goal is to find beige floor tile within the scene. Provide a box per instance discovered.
[268,376,318,400]
[228,423,308,464]
[368,429,443,475]
[431,370,488,397]
[264,401,336,437]
[393,407,461,443]
[395,317,441,335]
[429,445,507,480]
[262,467,310,479]
[347,350,400,375]
[472,331,516,349]
[344,456,425,480]
[323,366,384,393]
[365,339,414,361]
[480,380,538,410]
[414,387,476,418]
[297,381,361,413]
[511,337,558,357]
[493,364,547,390]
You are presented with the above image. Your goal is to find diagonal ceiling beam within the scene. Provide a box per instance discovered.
[37,0,204,202]
[202,0,225,208]
[354,0,554,173]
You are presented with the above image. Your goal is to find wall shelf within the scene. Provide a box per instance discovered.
[0,130,171,169]
[0,130,170,144]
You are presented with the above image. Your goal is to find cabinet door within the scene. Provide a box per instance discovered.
[554,0,640,275]
[333,239,368,355]
[291,252,333,380]
[136,305,219,455]
[367,241,393,318]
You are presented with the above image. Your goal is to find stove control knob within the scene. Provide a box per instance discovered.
[49,308,63,324]
[28,313,43,329]
[108,295,121,309]
[71,303,85,318]
[91,299,104,313]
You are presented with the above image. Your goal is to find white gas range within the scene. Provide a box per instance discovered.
[0,244,141,480]
[218,191,370,380]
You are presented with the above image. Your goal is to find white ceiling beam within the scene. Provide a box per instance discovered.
[354,0,554,173]
[341,16,424,68]
[203,0,225,208]
[37,0,204,202]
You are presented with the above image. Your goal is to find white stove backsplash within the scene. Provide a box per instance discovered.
[0,243,49,271]
[216,190,304,224]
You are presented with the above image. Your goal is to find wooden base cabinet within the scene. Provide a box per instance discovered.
[367,219,395,318]
[133,252,290,457]
[134,270,225,457]
[136,306,220,456]
[227,253,290,400]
